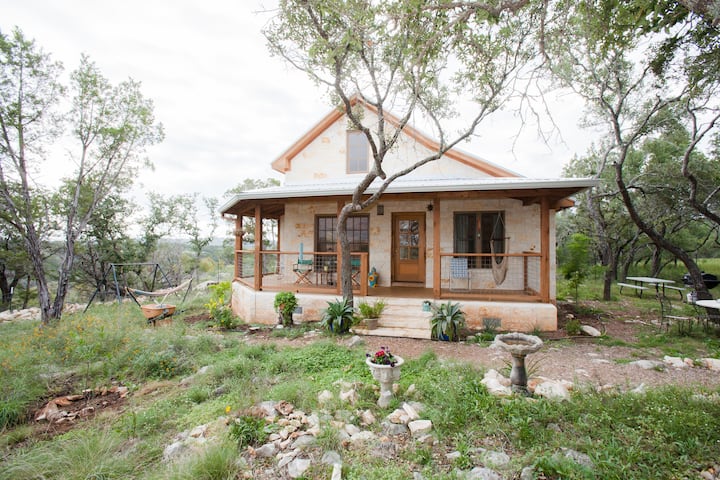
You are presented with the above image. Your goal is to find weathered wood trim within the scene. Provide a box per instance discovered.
[254,206,262,291]
[540,197,550,302]
[433,196,441,299]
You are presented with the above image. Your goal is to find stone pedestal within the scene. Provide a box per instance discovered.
[366,356,404,407]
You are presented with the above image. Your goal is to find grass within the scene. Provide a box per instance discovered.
[2,286,720,479]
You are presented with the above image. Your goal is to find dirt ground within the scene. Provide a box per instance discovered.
[242,299,720,391]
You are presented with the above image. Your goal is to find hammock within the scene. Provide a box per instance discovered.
[490,237,510,285]
[125,278,193,308]
[489,214,509,286]
[126,279,192,298]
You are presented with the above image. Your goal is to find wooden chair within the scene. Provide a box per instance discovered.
[293,258,313,285]
[351,257,361,287]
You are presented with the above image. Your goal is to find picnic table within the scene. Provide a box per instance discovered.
[620,276,682,298]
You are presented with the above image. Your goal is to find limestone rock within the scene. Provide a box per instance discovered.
[580,325,602,337]
[254,443,277,458]
[321,451,342,465]
[318,390,334,404]
[408,419,432,436]
[464,467,502,480]
[360,409,376,426]
[701,358,720,371]
[534,380,571,401]
[630,360,665,370]
[287,458,311,478]
[339,388,358,404]
[482,450,510,467]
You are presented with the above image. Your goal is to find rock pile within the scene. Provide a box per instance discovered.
[0,303,84,323]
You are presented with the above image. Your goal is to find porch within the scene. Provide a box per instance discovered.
[233,250,545,302]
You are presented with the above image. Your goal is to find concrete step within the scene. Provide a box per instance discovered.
[351,325,431,340]
[377,305,431,329]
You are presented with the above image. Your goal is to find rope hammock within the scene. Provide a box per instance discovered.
[490,214,510,286]
[125,278,193,307]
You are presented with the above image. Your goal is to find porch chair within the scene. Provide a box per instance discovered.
[351,257,362,287]
[449,257,470,291]
[657,293,693,334]
[293,258,313,285]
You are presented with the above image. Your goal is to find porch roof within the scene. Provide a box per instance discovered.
[220,177,598,217]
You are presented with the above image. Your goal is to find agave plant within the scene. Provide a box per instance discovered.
[430,301,466,341]
[320,298,355,334]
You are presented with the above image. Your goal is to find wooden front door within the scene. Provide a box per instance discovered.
[392,213,426,283]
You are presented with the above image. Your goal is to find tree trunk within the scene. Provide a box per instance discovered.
[338,205,353,305]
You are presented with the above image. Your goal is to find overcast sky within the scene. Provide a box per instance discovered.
[2,0,597,211]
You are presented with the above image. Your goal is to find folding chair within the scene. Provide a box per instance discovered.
[450,257,470,291]
[658,293,693,333]
[293,259,313,285]
[351,257,361,287]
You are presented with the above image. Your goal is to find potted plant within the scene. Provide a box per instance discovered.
[358,299,386,329]
[430,301,466,341]
[365,346,404,407]
[273,291,298,327]
[320,298,354,334]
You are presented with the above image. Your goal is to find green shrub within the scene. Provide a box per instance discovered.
[229,415,269,448]
[320,298,355,334]
[565,318,582,336]
[205,281,238,329]
[274,291,298,327]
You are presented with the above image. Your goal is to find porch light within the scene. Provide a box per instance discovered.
[377,204,384,215]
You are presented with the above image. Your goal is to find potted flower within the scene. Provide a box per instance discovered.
[365,346,404,407]
[273,291,298,327]
[430,301,466,341]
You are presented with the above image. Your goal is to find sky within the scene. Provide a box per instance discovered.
[1,1,597,218]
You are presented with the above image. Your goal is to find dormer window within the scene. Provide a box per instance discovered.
[347,130,369,173]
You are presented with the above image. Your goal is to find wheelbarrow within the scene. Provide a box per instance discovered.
[140,303,176,326]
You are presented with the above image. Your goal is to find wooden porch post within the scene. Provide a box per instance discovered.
[235,216,242,279]
[540,197,551,302]
[254,206,262,290]
[336,201,343,295]
[433,196,441,299]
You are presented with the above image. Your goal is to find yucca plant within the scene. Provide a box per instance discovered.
[320,298,355,334]
[430,301,466,341]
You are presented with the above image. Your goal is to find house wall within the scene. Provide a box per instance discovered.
[282,111,493,186]
[277,197,554,295]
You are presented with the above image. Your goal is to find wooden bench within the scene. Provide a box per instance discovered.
[617,282,648,296]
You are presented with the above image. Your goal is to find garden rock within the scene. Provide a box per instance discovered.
[402,402,420,421]
[408,419,432,436]
[534,380,571,401]
[580,325,602,337]
[360,409,376,426]
[480,449,510,468]
[381,420,409,436]
[254,443,277,458]
[321,451,342,465]
[630,360,665,370]
[663,356,690,368]
[520,466,536,480]
[481,370,512,396]
[287,457,311,478]
[463,467,502,480]
[331,462,343,480]
[339,388,358,404]
[701,358,720,371]
[318,390,334,404]
[558,448,594,469]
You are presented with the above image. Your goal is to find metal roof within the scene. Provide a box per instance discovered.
[220,177,598,215]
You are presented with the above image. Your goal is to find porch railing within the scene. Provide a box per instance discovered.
[438,252,542,301]
[235,249,368,296]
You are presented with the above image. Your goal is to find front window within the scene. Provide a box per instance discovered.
[315,215,370,269]
[347,130,369,173]
[453,212,504,268]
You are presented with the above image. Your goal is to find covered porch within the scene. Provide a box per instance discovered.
[221,178,595,333]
